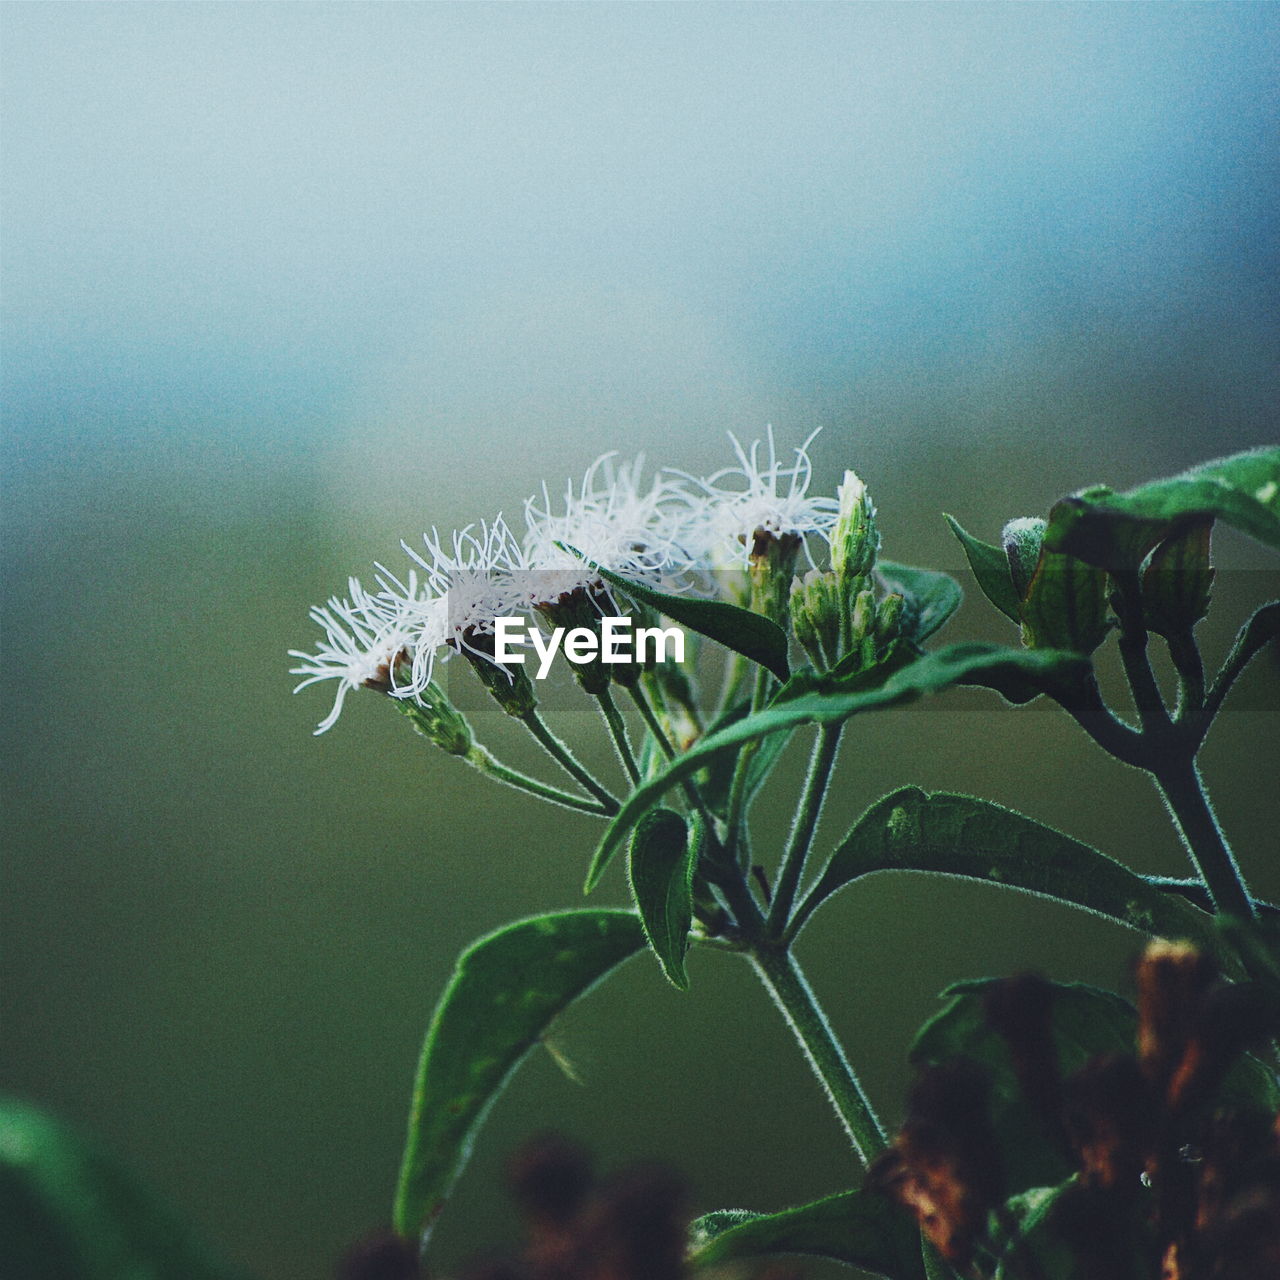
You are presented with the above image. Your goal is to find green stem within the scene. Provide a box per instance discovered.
[725,665,771,865]
[627,684,718,827]
[518,710,619,814]
[596,689,641,787]
[466,745,612,817]
[748,944,888,1164]
[1112,570,1172,735]
[1167,628,1205,726]
[628,682,677,761]
[1152,754,1256,921]
[767,722,842,936]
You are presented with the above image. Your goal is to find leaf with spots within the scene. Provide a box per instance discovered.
[393,910,646,1244]
[1044,445,1280,569]
[789,788,1228,964]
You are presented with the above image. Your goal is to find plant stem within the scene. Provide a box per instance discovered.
[627,684,719,827]
[596,689,641,786]
[1166,628,1205,726]
[748,943,888,1164]
[725,665,771,865]
[1112,570,1172,735]
[767,722,842,936]
[518,710,619,814]
[466,745,613,816]
[1152,754,1256,920]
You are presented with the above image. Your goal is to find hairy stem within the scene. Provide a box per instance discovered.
[748,944,888,1163]
[1153,755,1256,920]
[595,689,641,787]
[518,710,619,814]
[466,745,613,816]
[725,665,772,865]
[767,722,843,936]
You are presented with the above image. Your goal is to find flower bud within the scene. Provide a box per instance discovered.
[463,640,539,717]
[747,530,803,623]
[789,569,841,669]
[1142,519,1214,637]
[399,682,473,756]
[831,470,879,581]
[1002,518,1047,601]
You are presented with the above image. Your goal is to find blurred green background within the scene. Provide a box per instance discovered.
[3,4,1277,1277]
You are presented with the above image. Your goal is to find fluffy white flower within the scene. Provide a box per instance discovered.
[674,428,839,570]
[288,576,426,734]
[399,517,525,693]
[518,453,696,608]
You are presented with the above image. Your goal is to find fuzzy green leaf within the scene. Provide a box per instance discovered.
[790,789,1227,958]
[585,646,1088,891]
[558,545,790,681]
[876,561,964,643]
[688,1187,925,1278]
[393,910,646,1243]
[0,1095,250,1280]
[1045,446,1280,570]
[628,809,697,989]
[945,514,1021,622]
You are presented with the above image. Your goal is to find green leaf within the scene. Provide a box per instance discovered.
[876,561,963,643]
[1045,446,1280,569]
[393,910,647,1242]
[911,980,1138,1193]
[0,1094,250,1280]
[688,1187,926,1279]
[585,646,1089,891]
[1208,599,1280,718]
[558,545,791,681]
[790,789,1228,957]
[628,809,697,989]
[945,514,1021,623]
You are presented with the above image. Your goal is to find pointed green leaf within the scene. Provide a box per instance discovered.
[393,910,646,1242]
[945,514,1021,622]
[1207,599,1280,719]
[688,1187,926,1278]
[790,789,1229,959]
[0,1095,250,1280]
[628,809,697,989]
[558,545,790,681]
[585,646,1089,891]
[876,561,963,643]
[1045,446,1280,569]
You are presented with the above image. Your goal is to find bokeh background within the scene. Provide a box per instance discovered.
[3,4,1278,1277]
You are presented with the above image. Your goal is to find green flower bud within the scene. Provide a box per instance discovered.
[463,640,539,717]
[748,530,803,623]
[1141,519,1214,637]
[831,471,880,581]
[875,592,905,647]
[789,569,841,669]
[399,683,473,756]
[1002,517,1047,601]
[535,586,612,695]
[1019,549,1110,654]
[850,587,876,645]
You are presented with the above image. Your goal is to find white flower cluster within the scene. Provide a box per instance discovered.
[290,429,841,733]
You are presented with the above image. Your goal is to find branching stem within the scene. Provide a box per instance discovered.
[518,710,619,814]
[466,745,613,817]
